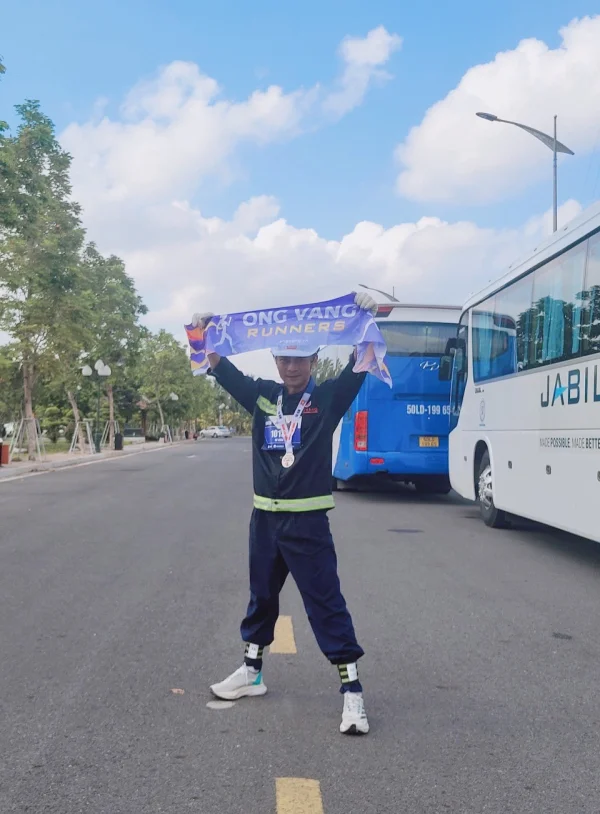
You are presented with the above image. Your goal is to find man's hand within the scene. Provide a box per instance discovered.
[354,291,378,317]
[191,312,214,329]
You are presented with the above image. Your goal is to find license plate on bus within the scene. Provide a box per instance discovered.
[419,436,439,448]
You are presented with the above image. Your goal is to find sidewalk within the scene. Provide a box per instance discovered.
[0,439,186,481]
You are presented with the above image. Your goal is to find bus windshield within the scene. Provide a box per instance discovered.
[378,322,458,356]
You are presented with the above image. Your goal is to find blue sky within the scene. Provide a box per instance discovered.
[2,1,600,376]
[4,0,598,236]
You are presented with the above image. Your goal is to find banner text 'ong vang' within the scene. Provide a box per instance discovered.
[184,293,391,386]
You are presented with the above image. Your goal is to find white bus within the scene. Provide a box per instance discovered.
[441,201,600,542]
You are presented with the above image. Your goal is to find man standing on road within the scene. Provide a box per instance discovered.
[192,291,378,735]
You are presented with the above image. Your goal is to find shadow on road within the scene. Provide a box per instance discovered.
[337,476,467,507]
[499,516,600,570]
[340,476,600,568]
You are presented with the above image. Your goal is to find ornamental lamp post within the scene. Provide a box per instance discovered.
[82,360,111,453]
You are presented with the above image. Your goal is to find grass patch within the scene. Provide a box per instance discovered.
[43,439,71,454]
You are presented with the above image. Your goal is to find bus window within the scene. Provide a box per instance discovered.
[472,303,516,382]
[378,322,458,356]
[581,232,600,357]
[495,275,534,371]
[529,242,587,367]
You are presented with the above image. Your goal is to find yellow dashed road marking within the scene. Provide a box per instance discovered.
[270,615,297,654]
[276,778,324,814]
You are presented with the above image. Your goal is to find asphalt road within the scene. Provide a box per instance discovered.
[1,438,600,813]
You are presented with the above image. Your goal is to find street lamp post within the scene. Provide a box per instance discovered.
[82,360,111,453]
[475,112,575,232]
[358,283,399,303]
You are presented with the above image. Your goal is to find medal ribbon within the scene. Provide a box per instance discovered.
[275,379,315,458]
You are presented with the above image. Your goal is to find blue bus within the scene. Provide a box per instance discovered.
[332,304,461,494]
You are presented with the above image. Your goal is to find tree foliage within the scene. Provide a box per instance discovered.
[0,57,6,131]
[0,101,87,455]
[0,97,338,443]
[314,356,344,384]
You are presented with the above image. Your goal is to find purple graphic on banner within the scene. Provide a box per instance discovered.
[184,293,392,386]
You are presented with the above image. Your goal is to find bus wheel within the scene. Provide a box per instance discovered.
[414,476,451,495]
[477,450,508,528]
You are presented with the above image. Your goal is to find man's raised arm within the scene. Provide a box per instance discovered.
[191,312,259,414]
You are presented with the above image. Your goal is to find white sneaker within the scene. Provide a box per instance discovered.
[340,691,369,735]
[210,664,267,701]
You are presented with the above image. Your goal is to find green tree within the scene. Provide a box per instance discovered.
[213,382,253,434]
[138,330,198,433]
[80,243,147,443]
[0,57,6,131]
[314,356,344,384]
[39,405,67,444]
[0,101,86,457]
[0,345,21,428]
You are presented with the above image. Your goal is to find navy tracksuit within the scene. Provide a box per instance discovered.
[242,509,364,665]
[211,357,366,684]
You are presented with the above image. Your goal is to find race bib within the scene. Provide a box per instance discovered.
[263,416,302,451]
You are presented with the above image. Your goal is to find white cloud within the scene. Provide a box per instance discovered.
[57,25,586,382]
[62,63,309,210]
[122,194,582,379]
[202,199,587,380]
[61,26,400,214]
[395,15,600,203]
[323,25,402,117]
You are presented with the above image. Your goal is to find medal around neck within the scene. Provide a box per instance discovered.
[276,381,314,470]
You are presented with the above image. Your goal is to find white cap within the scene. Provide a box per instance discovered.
[271,342,322,358]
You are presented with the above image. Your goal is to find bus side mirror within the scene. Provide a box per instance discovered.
[439,355,453,381]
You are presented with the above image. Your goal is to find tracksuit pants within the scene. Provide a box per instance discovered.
[240,509,364,681]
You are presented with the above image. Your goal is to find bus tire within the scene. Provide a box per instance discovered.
[414,476,451,495]
[332,476,339,492]
[477,450,508,529]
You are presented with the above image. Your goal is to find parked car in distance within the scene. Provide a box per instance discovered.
[199,426,232,439]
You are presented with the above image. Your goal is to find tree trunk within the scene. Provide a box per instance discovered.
[66,389,81,424]
[66,389,85,452]
[107,383,115,447]
[22,361,37,460]
[156,400,166,438]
